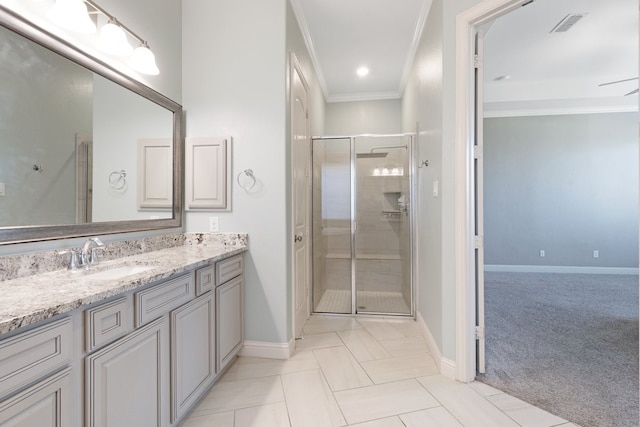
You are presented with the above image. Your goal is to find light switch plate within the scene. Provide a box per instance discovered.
[209,217,219,232]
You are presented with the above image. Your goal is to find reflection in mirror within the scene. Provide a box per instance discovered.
[0,6,182,244]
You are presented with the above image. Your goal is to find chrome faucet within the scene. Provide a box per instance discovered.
[81,237,105,268]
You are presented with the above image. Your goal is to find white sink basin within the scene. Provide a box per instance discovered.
[83,265,155,281]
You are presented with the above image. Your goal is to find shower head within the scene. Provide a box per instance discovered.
[356,152,388,158]
[356,144,407,159]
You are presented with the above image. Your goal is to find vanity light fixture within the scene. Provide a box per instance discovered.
[97,19,133,56]
[48,0,96,34]
[46,0,160,75]
[129,42,160,75]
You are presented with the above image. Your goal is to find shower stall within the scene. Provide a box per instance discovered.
[311,134,414,316]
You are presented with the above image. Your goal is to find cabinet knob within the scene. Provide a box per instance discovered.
[294,234,303,243]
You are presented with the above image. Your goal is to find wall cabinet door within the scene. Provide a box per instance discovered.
[216,276,243,371]
[86,317,169,427]
[0,368,72,427]
[185,137,231,210]
[170,293,215,423]
[138,138,173,209]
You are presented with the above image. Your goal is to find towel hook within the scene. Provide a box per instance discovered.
[237,169,256,191]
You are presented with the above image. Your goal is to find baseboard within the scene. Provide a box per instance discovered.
[416,312,456,380]
[440,358,456,380]
[239,339,294,360]
[485,264,639,275]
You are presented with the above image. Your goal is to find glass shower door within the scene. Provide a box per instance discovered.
[311,138,353,314]
[354,136,412,315]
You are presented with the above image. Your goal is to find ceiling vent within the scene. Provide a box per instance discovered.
[550,13,585,33]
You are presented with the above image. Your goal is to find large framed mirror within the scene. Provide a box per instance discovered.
[0,6,183,245]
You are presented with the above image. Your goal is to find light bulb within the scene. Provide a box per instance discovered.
[382,168,390,175]
[391,167,400,175]
[98,22,133,56]
[373,168,381,176]
[129,43,160,75]
[48,0,96,34]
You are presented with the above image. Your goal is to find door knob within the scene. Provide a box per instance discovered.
[294,234,303,242]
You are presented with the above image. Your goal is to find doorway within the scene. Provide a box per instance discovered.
[456,0,639,425]
[310,134,415,316]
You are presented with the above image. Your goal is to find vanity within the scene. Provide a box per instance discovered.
[0,4,246,425]
[0,235,247,427]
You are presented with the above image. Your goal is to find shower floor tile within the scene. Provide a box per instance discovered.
[315,290,410,314]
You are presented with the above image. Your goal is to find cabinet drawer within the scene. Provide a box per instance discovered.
[216,255,243,285]
[135,273,195,327]
[195,265,215,296]
[0,317,72,399]
[85,297,133,352]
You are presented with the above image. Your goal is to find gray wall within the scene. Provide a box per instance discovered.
[325,99,402,135]
[484,112,639,269]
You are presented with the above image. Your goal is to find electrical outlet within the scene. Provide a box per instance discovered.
[593,250,599,258]
[209,217,219,232]
[539,249,545,257]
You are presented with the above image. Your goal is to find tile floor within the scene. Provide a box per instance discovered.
[182,315,578,427]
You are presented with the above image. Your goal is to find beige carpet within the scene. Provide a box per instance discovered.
[478,271,638,427]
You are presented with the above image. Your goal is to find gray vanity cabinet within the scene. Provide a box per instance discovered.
[216,255,244,371]
[170,291,215,423]
[85,317,169,427]
[0,251,245,427]
[0,317,73,426]
[0,368,72,427]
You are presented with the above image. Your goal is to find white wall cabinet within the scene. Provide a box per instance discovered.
[86,317,169,427]
[185,137,232,211]
[138,138,173,210]
[170,293,216,423]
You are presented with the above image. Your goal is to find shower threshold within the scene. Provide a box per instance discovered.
[314,289,411,316]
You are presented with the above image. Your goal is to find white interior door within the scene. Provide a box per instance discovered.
[291,55,311,339]
[474,30,486,374]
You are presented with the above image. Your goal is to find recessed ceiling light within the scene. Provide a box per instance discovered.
[357,66,369,77]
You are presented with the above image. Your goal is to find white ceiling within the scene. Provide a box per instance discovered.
[484,0,639,113]
[293,0,638,110]
[291,0,430,102]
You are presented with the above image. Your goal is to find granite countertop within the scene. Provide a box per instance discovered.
[0,243,247,336]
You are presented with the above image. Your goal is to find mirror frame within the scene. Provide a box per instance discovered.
[0,5,183,245]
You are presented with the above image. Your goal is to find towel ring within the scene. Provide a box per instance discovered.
[237,169,256,191]
[109,170,127,190]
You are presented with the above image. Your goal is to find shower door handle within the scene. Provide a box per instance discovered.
[294,234,303,243]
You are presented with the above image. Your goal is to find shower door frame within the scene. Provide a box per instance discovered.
[311,133,417,317]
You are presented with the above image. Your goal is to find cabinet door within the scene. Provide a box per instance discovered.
[216,276,243,371]
[185,137,231,210]
[86,317,169,427]
[0,368,72,427]
[170,293,215,423]
[137,138,173,209]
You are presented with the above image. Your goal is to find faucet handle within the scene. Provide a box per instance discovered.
[90,246,105,264]
[58,250,80,270]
